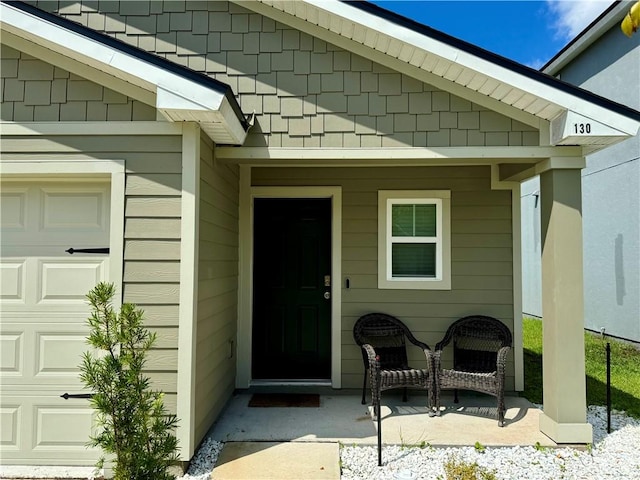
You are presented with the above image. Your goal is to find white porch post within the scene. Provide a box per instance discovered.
[538,165,592,444]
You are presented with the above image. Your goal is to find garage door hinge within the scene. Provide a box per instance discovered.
[65,247,110,254]
[61,392,94,400]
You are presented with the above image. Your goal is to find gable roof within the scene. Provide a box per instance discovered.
[239,0,639,152]
[0,0,250,145]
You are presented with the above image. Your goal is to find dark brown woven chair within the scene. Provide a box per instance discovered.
[353,313,434,466]
[433,315,512,426]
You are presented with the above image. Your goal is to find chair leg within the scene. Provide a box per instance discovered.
[498,393,506,427]
[428,387,437,417]
[402,387,407,402]
[377,397,382,467]
[361,370,368,405]
[454,389,459,403]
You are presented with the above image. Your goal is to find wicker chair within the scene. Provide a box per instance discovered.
[433,315,512,426]
[353,313,434,466]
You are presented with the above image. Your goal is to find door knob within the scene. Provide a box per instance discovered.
[323,291,330,300]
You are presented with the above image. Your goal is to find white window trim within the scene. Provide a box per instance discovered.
[378,190,451,290]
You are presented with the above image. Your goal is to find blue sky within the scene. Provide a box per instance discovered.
[369,1,613,69]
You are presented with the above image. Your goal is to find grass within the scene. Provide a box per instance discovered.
[440,454,497,480]
[522,317,640,419]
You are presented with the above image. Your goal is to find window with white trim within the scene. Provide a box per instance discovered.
[378,190,451,290]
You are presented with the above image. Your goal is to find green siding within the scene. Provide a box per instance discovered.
[194,133,240,445]
[252,166,515,390]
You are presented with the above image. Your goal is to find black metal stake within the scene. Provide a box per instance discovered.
[606,342,611,434]
[376,366,382,467]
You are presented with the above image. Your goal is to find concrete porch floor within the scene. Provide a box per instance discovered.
[208,391,557,448]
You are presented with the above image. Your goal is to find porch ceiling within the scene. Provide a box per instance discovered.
[239,0,640,153]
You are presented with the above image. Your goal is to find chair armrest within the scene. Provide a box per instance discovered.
[423,348,438,373]
[496,346,511,376]
[361,343,380,371]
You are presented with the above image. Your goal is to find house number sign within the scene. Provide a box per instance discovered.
[573,123,591,134]
[551,110,622,145]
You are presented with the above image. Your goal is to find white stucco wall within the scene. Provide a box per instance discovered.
[521,23,640,341]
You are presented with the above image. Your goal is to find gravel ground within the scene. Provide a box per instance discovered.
[180,405,640,480]
[2,406,637,479]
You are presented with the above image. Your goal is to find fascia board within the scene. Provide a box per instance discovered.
[156,85,225,113]
[218,95,250,145]
[278,0,639,136]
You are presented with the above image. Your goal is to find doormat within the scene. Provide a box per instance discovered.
[248,393,320,408]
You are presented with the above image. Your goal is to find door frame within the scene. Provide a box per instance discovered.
[237,169,342,388]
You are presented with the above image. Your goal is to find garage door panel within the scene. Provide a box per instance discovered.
[0,260,26,302]
[1,180,110,465]
[1,256,107,312]
[41,188,108,232]
[36,332,89,377]
[1,394,99,464]
[1,183,110,246]
[39,259,106,304]
[1,332,23,376]
[35,405,95,448]
[0,189,27,230]
[2,322,90,387]
[0,405,21,450]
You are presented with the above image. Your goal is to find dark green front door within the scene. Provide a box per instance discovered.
[252,198,332,380]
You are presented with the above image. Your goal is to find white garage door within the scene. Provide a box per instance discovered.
[1,180,110,465]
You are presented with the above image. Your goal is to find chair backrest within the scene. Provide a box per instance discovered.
[436,315,512,373]
[353,313,409,370]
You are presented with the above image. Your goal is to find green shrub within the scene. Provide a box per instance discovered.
[80,282,179,480]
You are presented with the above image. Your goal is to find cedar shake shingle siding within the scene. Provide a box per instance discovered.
[0,46,156,122]
[34,0,539,147]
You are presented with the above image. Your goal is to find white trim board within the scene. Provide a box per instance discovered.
[236,182,343,389]
[490,168,524,391]
[0,121,183,136]
[216,146,585,167]
[176,123,200,462]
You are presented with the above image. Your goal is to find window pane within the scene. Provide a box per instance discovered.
[392,243,436,277]
[392,204,436,237]
[414,204,436,236]
[392,205,414,236]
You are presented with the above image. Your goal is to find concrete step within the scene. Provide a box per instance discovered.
[211,442,340,480]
